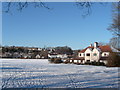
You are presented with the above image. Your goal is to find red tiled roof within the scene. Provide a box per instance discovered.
[79,45,112,53]
[80,46,94,53]
[99,45,112,52]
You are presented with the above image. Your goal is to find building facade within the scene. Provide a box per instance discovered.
[78,42,112,64]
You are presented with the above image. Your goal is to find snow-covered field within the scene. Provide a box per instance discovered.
[1,59,119,88]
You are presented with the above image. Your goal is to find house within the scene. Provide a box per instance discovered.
[57,54,68,59]
[22,53,32,59]
[48,53,68,59]
[78,42,112,64]
[2,52,12,58]
[12,52,21,58]
[35,54,41,59]
[48,53,58,58]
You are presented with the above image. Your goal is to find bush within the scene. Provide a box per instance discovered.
[85,61,105,66]
[48,58,63,64]
[48,58,55,63]
[91,61,105,66]
[64,60,70,64]
[84,62,91,65]
[107,52,120,67]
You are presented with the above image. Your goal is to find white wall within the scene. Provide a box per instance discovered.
[48,54,68,59]
[85,48,92,62]
[74,60,78,63]
[91,48,101,62]
[100,60,107,65]
[48,54,57,58]
[36,55,41,59]
[57,54,68,58]
[78,53,84,57]
[78,60,81,63]
[84,48,102,62]
[70,60,73,62]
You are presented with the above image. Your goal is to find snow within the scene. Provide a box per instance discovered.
[1,59,119,88]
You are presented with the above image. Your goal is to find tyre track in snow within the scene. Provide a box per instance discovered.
[1,59,119,88]
[36,65,47,88]
[2,72,17,88]
[2,76,12,88]
[57,65,78,88]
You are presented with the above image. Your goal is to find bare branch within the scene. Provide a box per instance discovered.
[4,2,11,13]
[3,2,51,13]
[75,2,93,17]
[108,2,120,37]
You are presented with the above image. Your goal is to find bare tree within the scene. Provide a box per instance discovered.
[75,2,93,17]
[3,2,96,15]
[108,2,120,49]
[108,2,120,37]
[75,2,107,17]
[2,2,51,13]
[109,37,120,49]
[3,1,109,18]
[98,42,109,46]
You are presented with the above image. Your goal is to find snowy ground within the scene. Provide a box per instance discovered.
[1,59,119,88]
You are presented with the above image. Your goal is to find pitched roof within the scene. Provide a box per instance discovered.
[99,45,112,52]
[80,46,94,53]
[79,45,112,53]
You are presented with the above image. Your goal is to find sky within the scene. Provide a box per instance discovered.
[2,2,113,50]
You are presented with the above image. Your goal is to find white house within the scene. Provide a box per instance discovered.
[48,53,68,59]
[57,54,68,59]
[78,42,112,64]
[48,53,58,58]
[35,54,41,59]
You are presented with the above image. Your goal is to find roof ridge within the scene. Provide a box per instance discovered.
[79,45,111,53]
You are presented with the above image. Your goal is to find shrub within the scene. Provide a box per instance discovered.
[48,58,63,64]
[91,61,105,66]
[48,58,55,63]
[64,60,70,64]
[85,61,105,66]
[107,52,120,67]
[84,62,91,65]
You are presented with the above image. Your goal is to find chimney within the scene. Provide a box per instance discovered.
[94,42,98,48]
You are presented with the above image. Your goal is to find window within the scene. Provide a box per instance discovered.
[87,60,90,62]
[104,53,107,56]
[86,53,90,56]
[79,54,81,56]
[93,53,97,56]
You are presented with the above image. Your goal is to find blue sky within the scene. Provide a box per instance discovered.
[2,2,113,49]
